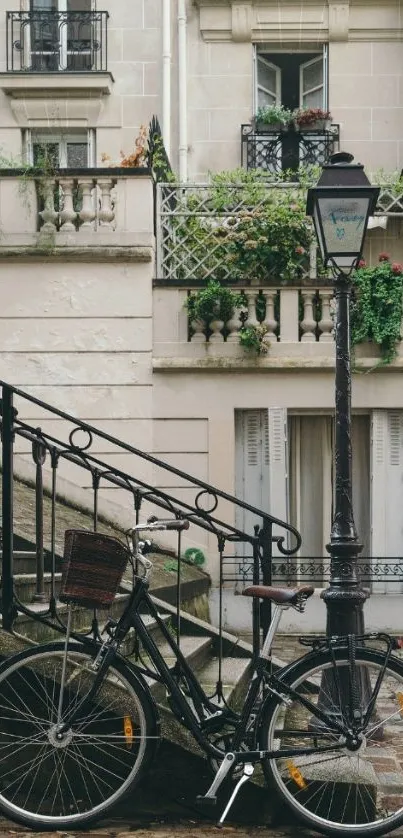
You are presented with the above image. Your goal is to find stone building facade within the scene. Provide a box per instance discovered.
[1,1,403,632]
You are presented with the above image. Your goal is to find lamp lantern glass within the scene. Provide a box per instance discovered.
[306,153,380,272]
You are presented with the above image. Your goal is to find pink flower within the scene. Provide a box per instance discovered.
[378,252,390,262]
[295,246,305,255]
[358,259,366,268]
[392,262,403,274]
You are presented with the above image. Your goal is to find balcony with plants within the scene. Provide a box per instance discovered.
[154,168,403,370]
[241,105,340,175]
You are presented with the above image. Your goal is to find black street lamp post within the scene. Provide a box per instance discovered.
[306,152,379,638]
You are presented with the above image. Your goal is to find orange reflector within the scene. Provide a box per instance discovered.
[124,715,133,747]
[397,693,403,716]
[286,760,307,789]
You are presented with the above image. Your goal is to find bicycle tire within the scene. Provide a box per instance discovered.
[259,644,403,837]
[0,639,159,830]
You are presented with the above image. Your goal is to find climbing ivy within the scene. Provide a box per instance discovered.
[351,254,403,365]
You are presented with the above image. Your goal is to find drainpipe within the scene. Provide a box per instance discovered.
[162,0,171,159]
[178,0,188,181]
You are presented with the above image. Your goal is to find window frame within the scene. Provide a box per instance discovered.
[24,128,95,168]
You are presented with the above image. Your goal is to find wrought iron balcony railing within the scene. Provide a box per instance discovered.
[241,123,340,174]
[6,10,108,73]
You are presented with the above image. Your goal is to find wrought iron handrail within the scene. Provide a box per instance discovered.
[6,10,109,73]
[0,380,301,658]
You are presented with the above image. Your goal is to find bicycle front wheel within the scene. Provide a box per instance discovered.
[0,640,159,830]
[260,645,403,837]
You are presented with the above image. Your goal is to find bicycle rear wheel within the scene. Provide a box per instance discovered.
[0,640,159,830]
[260,645,403,837]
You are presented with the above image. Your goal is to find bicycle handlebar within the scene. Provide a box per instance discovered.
[126,517,190,536]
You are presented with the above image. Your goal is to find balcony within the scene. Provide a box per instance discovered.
[1,10,111,97]
[154,180,403,369]
[241,123,340,174]
[0,168,153,257]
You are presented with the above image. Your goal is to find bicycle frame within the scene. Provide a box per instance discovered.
[80,575,348,765]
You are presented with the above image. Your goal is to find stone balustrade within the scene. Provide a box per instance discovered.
[152,282,339,364]
[0,169,154,250]
[39,175,117,233]
[186,286,335,345]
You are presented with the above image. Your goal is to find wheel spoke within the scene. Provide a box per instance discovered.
[263,650,403,834]
[0,644,154,826]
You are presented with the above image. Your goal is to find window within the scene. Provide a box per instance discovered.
[25,130,95,168]
[30,0,94,72]
[255,46,328,114]
[257,56,281,109]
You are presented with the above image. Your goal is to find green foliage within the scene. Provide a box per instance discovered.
[239,323,270,354]
[183,547,205,567]
[255,104,293,126]
[351,256,403,364]
[163,559,179,573]
[148,132,175,183]
[220,197,312,282]
[185,280,244,325]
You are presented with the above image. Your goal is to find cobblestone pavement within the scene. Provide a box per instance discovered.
[0,821,320,838]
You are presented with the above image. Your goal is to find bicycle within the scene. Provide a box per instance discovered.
[1,519,403,836]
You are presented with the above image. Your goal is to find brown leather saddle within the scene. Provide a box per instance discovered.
[242,584,314,606]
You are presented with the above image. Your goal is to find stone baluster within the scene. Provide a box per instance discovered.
[38,179,58,233]
[209,314,224,343]
[300,290,317,342]
[97,178,115,228]
[190,318,207,343]
[59,179,77,232]
[245,291,259,327]
[78,178,96,229]
[262,290,278,342]
[318,290,334,342]
[226,300,244,342]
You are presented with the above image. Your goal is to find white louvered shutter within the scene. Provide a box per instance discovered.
[371,410,403,592]
[267,407,289,555]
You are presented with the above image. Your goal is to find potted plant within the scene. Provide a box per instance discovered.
[293,107,332,132]
[253,104,293,133]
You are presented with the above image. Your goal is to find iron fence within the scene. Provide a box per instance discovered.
[6,10,109,72]
[241,124,340,174]
[223,553,403,592]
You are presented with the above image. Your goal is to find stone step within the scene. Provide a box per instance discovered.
[10,552,38,574]
[14,572,62,602]
[198,655,252,708]
[10,592,131,643]
[145,635,213,703]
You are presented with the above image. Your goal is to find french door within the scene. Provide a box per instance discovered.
[29,0,94,71]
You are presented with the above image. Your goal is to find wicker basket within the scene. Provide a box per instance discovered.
[59,529,129,608]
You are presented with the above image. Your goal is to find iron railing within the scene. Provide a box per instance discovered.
[0,381,301,659]
[223,553,403,593]
[6,10,108,72]
[241,124,340,174]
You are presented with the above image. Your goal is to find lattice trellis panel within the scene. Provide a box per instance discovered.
[156,182,313,282]
[376,189,403,215]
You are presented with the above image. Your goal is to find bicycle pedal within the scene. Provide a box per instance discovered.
[196,794,217,807]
